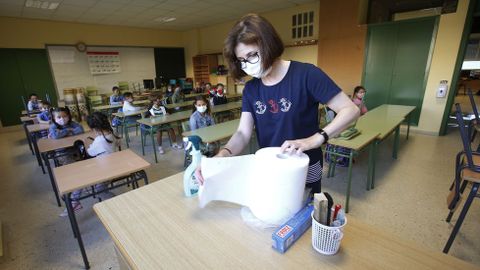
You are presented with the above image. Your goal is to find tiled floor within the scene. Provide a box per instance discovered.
[0,125,478,269]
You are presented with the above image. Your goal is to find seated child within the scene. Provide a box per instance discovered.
[352,86,368,115]
[165,84,174,103]
[189,96,215,130]
[325,86,368,167]
[110,86,123,105]
[27,93,40,111]
[212,83,228,105]
[146,96,182,154]
[37,101,52,124]
[193,81,204,93]
[60,112,120,217]
[48,107,84,139]
[172,83,184,104]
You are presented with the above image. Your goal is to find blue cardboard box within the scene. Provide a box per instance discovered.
[272,204,314,253]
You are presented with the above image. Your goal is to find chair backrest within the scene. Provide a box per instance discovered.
[455,103,475,169]
[466,88,480,122]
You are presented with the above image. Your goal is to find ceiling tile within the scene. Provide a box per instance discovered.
[0,0,24,6]
[60,0,99,8]
[53,4,89,14]
[129,0,162,8]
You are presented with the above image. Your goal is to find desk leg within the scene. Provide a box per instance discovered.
[24,123,34,155]
[65,194,90,269]
[42,153,61,207]
[140,129,145,156]
[393,126,400,159]
[366,143,374,191]
[371,141,378,190]
[345,151,354,213]
[124,124,130,148]
[151,131,158,163]
[31,132,46,174]
[406,114,411,140]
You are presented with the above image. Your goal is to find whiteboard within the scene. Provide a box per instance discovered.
[48,46,156,101]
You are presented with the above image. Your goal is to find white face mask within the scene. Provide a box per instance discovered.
[57,118,67,126]
[241,55,271,78]
[196,105,207,113]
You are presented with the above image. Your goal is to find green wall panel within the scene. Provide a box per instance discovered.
[0,49,57,126]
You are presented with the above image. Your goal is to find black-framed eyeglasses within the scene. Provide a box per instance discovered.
[236,52,260,69]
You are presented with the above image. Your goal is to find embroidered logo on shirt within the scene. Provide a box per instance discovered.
[268,99,279,113]
[255,101,267,114]
[279,98,292,112]
[254,98,292,114]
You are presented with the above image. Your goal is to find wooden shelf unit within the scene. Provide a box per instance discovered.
[193,55,218,84]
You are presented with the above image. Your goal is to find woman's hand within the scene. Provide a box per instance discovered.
[280,133,324,155]
[195,165,205,185]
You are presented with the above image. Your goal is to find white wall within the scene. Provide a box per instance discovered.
[48,45,156,101]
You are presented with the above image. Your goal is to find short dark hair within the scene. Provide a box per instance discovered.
[353,86,366,95]
[112,86,119,91]
[223,14,284,80]
[40,100,51,106]
[216,83,224,88]
[29,93,38,99]
[123,92,133,99]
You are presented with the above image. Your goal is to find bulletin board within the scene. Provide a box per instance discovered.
[87,51,121,75]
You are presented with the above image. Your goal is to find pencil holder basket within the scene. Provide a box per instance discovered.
[311,212,347,255]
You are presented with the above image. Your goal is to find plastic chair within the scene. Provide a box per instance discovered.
[466,89,480,148]
[443,103,480,253]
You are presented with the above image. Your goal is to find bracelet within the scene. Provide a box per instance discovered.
[318,129,329,144]
[221,147,233,156]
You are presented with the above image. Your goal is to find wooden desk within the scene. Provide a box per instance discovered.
[38,132,95,206]
[326,130,379,212]
[27,123,51,173]
[20,115,39,155]
[164,100,193,110]
[184,92,208,100]
[54,149,150,269]
[368,104,416,139]
[137,102,241,162]
[92,100,150,112]
[112,109,147,118]
[182,119,240,143]
[94,173,478,270]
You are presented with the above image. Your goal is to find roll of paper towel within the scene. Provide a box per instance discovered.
[199,147,309,225]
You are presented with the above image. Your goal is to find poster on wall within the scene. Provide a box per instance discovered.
[87,51,121,75]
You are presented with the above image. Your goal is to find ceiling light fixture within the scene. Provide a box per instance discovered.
[154,16,176,23]
[25,0,60,10]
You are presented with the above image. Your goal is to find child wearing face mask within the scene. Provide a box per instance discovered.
[48,107,84,139]
[212,83,228,106]
[325,86,368,167]
[145,96,182,154]
[165,84,174,103]
[37,100,52,124]
[48,107,85,171]
[189,96,215,130]
[205,83,216,98]
[352,86,368,115]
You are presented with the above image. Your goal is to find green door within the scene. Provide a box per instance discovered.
[16,49,57,107]
[363,24,397,108]
[0,49,57,126]
[363,17,438,125]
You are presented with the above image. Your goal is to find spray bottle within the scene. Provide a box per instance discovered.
[183,135,203,197]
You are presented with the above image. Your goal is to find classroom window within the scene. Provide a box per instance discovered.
[292,11,314,39]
